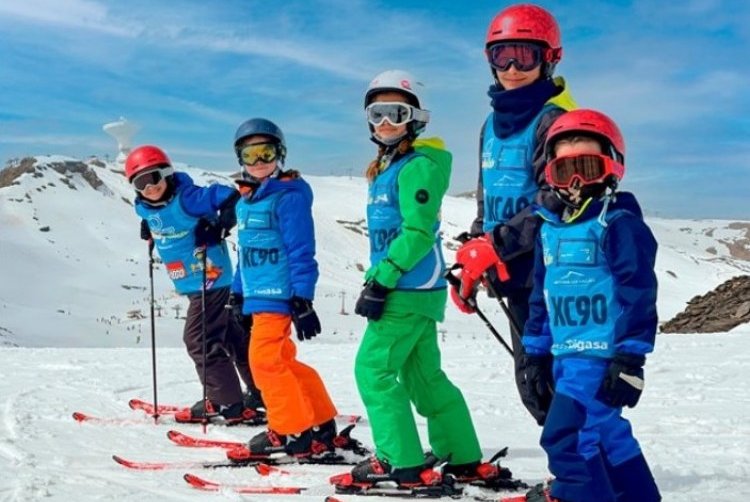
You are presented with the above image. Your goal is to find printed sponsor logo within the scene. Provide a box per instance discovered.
[491,174,523,187]
[552,339,609,352]
[368,193,389,204]
[165,261,187,280]
[254,287,283,296]
[553,271,595,286]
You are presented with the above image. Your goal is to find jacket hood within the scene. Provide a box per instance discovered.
[413,136,451,177]
[546,76,577,111]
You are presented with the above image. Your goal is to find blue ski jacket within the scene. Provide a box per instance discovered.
[135,172,237,294]
[231,174,318,315]
[523,192,658,359]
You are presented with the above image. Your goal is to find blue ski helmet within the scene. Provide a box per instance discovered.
[233,118,287,165]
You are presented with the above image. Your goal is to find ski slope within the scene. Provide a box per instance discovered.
[0,156,749,500]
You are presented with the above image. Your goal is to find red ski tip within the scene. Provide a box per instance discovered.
[183,473,218,491]
[329,472,353,486]
[112,454,168,471]
[183,473,305,494]
[72,412,88,422]
[254,463,290,476]
[166,429,244,449]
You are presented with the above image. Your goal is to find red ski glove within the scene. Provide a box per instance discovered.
[453,236,509,305]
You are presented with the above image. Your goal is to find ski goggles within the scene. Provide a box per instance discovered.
[545,154,624,189]
[238,142,280,166]
[131,166,173,192]
[365,102,429,127]
[486,42,545,72]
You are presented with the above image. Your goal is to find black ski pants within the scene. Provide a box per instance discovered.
[183,287,258,405]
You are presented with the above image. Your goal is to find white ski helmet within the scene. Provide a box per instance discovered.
[364,69,430,142]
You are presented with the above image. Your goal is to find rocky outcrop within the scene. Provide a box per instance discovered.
[661,275,750,333]
[1,157,111,194]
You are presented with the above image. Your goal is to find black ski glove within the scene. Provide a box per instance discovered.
[522,354,554,426]
[226,292,251,332]
[217,203,238,235]
[194,218,225,247]
[596,353,646,408]
[354,281,389,321]
[140,219,152,241]
[290,296,321,341]
[454,230,484,244]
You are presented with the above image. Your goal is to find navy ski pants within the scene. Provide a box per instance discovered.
[541,357,659,502]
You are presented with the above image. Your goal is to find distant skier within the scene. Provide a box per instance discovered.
[464,109,662,502]
[126,145,264,425]
[229,118,344,457]
[338,70,512,492]
[450,3,576,426]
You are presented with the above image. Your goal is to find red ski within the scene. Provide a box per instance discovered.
[183,472,524,500]
[128,398,185,415]
[130,398,361,423]
[112,454,246,470]
[72,412,157,425]
[166,430,244,449]
[183,473,305,494]
[113,449,363,472]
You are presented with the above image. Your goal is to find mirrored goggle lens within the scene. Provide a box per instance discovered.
[240,143,279,166]
[132,167,172,191]
[547,154,614,187]
[366,102,414,126]
[488,43,543,72]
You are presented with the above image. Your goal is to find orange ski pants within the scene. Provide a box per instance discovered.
[249,312,337,435]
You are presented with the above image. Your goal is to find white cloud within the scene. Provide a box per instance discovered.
[0,0,135,37]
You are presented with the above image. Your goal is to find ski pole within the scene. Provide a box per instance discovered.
[482,271,555,396]
[481,272,524,348]
[200,246,208,434]
[147,239,159,424]
[444,265,514,357]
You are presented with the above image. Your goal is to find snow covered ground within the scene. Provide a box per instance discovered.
[1,156,749,500]
[0,329,748,501]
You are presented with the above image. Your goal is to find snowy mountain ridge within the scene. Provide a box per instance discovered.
[1,154,748,348]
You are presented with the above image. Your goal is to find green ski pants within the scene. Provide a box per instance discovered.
[354,310,482,468]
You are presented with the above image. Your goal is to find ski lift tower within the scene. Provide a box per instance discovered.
[103,117,139,165]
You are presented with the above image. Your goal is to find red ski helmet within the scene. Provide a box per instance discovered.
[486,4,561,50]
[485,4,562,78]
[125,145,171,180]
[546,109,625,163]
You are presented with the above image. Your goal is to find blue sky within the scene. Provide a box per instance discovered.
[1,0,748,219]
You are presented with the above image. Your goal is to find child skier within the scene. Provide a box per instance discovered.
[451,3,576,426]
[227,118,350,459]
[477,109,661,502]
[126,145,264,425]
[333,70,514,495]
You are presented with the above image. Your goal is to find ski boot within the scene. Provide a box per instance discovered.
[522,482,561,502]
[174,399,265,426]
[330,456,462,497]
[436,449,528,491]
[313,421,370,458]
[242,390,265,412]
[226,428,314,463]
